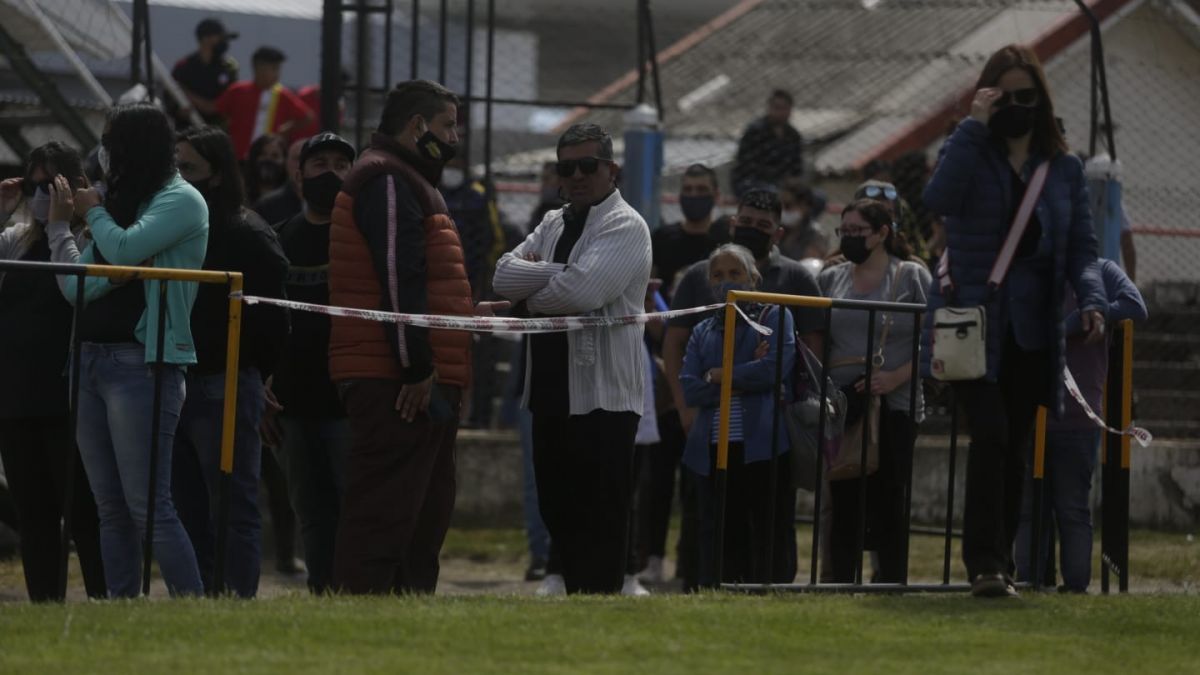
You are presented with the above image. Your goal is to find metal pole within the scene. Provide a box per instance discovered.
[900,313,921,585]
[1030,406,1048,589]
[942,388,958,585]
[464,0,474,169]
[438,0,448,83]
[763,305,786,584]
[58,278,86,600]
[1119,321,1133,592]
[356,0,370,148]
[855,309,876,585]
[484,0,494,181]
[321,0,344,134]
[142,281,170,597]
[635,0,646,105]
[642,0,665,122]
[713,295,739,587]
[142,0,155,99]
[130,0,143,85]
[410,0,420,79]
[19,0,113,107]
[212,276,244,595]
[809,308,833,585]
[1072,0,1117,159]
[385,0,394,90]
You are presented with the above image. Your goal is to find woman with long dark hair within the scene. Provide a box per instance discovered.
[820,199,930,584]
[49,103,208,597]
[244,133,288,204]
[0,142,105,601]
[172,125,289,597]
[922,45,1105,598]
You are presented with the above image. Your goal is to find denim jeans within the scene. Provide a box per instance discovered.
[274,415,351,594]
[519,409,550,563]
[75,342,203,598]
[172,369,266,598]
[1015,429,1100,592]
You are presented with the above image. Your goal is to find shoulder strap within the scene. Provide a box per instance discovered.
[989,161,1049,288]
[936,161,1050,297]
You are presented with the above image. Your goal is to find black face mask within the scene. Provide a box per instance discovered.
[303,171,343,215]
[213,39,230,58]
[679,194,715,223]
[989,105,1036,139]
[840,235,871,265]
[416,121,457,165]
[256,159,286,187]
[732,227,773,260]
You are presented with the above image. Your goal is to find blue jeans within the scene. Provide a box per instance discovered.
[172,369,265,598]
[76,343,202,598]
[274,415,351,594]
[1016,429,1100,592]
[520,409,550,563]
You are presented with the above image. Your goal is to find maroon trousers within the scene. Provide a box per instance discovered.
[333,379,460,594]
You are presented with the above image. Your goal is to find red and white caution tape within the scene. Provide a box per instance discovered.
[236,294,773,336]
[1063,366,1153,447]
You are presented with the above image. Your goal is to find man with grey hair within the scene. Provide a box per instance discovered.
[493,123,652,594]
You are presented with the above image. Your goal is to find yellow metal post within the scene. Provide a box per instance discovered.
[220,275,244,474]
[716,292,738,472]
[1033,406,1048,479]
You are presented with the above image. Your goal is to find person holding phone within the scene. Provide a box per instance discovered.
[922,44,1106,598]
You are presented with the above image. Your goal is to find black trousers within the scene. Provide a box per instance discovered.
[638,412,687,560]
[333,380,460,595]
[532,410,639,594]
[954,331,1047,580]
[828,404,917,584]
[694,443,797,588]
[0,416,105,601]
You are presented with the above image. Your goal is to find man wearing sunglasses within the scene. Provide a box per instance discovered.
[493,123,652,595]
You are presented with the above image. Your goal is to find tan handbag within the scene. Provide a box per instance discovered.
[826,262,901,482]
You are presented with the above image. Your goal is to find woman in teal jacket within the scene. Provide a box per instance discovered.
[48,103,208,597]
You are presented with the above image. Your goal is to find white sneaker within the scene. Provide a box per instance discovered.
[637,556,664,584]
[536,574,566,597]
[622,574,651,597]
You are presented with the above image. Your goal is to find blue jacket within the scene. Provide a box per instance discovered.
[681,305,795,476]
[922,119,1106,413]
[60,173,210,365]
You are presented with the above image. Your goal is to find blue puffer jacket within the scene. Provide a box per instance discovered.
[921,118,1106,414]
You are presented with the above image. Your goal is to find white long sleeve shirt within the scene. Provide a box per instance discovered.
[493,189,651,416]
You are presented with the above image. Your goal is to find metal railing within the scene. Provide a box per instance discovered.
[0,259,244,598]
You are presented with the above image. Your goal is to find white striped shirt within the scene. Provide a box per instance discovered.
[493,189,652,416]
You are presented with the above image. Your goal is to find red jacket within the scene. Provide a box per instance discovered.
[215,81,314,159]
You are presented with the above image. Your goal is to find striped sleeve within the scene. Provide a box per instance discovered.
[492,212,565,301]
[526,212,651,315]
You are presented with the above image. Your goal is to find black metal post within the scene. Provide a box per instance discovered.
[484,0,494,181]
[809,308,833,585]
[410,0,421,79]
[130,0,143,85]
[463,0,474,169]
[58,278,86,599]
[900,312,921,585]
[854,310,876,585]
[211,279,236,596]
[1030,437,1046,589]
[142,0,155,99]
[384,0,394,89]
[142,281,169,596]
[438,0,448,83]
[321,0,344,134]
[355,0,370,148]
[942,388,958,585]
[763,305,787,585]
[642,0,665,121]
[635,0,646,105]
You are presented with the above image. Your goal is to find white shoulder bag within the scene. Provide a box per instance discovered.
[931,162,1049,381]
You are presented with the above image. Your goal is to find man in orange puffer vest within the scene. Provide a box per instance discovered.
[327,80,505,594]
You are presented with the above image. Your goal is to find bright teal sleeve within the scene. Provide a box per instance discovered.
[86,183,208,266]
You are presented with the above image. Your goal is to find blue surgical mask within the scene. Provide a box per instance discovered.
[713,280,748,301]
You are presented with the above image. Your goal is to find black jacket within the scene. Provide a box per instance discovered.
[191,207,290,377]
[732,116,804,197]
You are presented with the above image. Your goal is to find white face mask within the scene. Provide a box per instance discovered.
[30,187,51,223]
[781,210,803,227]
[97,146,111,176]
[441,167,465,189]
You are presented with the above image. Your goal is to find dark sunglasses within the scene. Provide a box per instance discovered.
[859,185,897,201]
[555,156,612,178]
[995,88,1040,108]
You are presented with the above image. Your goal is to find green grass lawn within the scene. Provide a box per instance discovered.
[2,593,1199,673]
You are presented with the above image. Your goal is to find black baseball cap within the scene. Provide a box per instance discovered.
[300,133,357,167]
[196,18,238,41]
